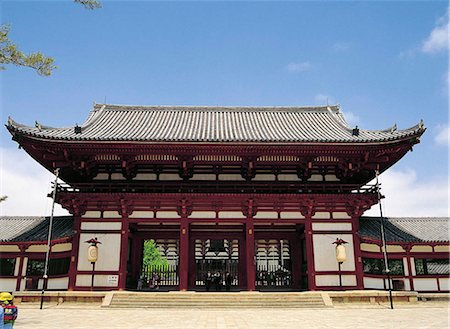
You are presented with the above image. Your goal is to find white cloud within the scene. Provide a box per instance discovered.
[340,110,360,127]
[0,147,69,216]
[332,42,351,52]
[286,61,311,73]
[435,124,450,146]
[364,168,449,217]
[314,93,334,105]
[421,15,449,54]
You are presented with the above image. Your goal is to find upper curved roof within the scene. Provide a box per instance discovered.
[7,104,425,143]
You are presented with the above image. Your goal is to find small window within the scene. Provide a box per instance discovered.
[363,258,404,275]
[0,258,16,276]
[415,259,449,275]
[27,258,70,276]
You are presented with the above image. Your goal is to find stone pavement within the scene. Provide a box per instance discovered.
[12,304,450,329]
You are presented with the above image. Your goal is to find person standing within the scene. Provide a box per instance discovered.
[225,272,233,292]
[204,271,212,292]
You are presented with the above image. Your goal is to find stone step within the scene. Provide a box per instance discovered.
[106,292,328,308]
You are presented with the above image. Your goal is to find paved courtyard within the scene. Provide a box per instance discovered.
[12,304,450,329]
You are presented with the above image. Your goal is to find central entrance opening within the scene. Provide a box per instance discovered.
[195,239,239,290]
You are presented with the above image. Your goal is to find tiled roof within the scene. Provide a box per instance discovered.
[7,104,425,143]
[0,217,46,242]
[0,216,74,242]
[359,217,450,243]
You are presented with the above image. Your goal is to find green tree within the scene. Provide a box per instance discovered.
[142,240,170,268]
[0,0,101,76]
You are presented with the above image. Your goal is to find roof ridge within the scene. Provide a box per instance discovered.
[92,103,340,113]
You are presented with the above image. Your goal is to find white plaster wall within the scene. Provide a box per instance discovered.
[103,211,122,219]
[410,258,416,276]
[129,211,154,218]
[51,243,72,252]
[308,174,323,181]
[81,222,122,230]
[277,174,299,181]
[47,277,69,290]
[280,212,304,219]
[312,212,330,219]
[313,234,355,271]
[315,274,356,287]
[312,222,352,231]
[22,258,28,278]
[191,174,216,180]
[0,279,17,292]
[402,257,409,276]
[159,173,182,180]
[93,173,109,180]
[413,278,438,291]
[14,257,20,276]
[439,277,450,291]
[324,174,340,181]
[253,174,276,181]
[156,211,180,218]
[218,211,246,219]
[363,277,385,289]
[134,173,157,180]
[332,212,351,219]
[403,278,411,291]
[110,173,126,180]
[253,212,278,219]
[77,233,121,271]
[190,211,216,218]
[26,245,48,252]
[82,211,102,218]
[76,274,119,287]
[0,245,20,252]
[218,174,245,181]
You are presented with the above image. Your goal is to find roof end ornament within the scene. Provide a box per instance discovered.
[74,124,82,134]
[352,126,359,136]
[35,121,42,131]
[390,124,397,133]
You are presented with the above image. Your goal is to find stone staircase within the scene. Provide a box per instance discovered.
[104,292,330,309]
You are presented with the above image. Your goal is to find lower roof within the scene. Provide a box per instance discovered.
[0,216,448,244]
[0,216,74,243]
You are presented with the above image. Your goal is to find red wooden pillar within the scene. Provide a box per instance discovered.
[405,245,415,291]
[179,219,189,291]
[291,236,302,290]
[245,220,256,291]
[118,218,130,290]
[304,216,316,290]
[68,215,82,291]
[188,237,196,289]
[352,216,364,289]
[238,237,246,289]
[15,245,26,291]
[130,236,143,287]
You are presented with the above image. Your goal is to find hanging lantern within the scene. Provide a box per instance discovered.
[88,245,98,263]
[333,238,348,263]
[85,237,101,263]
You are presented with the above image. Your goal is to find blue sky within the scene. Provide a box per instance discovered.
[1,1,448,216]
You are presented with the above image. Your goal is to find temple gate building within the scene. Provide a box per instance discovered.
[1,104,449,292]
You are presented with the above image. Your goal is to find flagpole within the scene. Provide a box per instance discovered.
[40,168,60,310]
[375,169,394,309]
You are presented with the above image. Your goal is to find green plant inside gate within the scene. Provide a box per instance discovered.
[142,239,170,267]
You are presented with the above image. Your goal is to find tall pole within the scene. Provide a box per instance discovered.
[40,168,60,310]
[375,169,394,310]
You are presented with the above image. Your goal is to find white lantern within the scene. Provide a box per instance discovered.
[336,244,347,263]
[88,245,98,263]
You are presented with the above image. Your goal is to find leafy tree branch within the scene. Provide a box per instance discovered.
[0,25,56,76]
